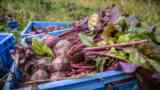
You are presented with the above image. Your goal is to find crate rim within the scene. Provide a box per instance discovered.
[5,62,135,90]
[0,33,14,44]
[20,21,73,37]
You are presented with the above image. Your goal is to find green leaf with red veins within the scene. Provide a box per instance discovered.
[79,33,94,47]
[32,40,54,58]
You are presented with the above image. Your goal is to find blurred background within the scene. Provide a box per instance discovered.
[0,0,160,38]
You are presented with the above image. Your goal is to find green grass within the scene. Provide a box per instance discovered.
[0,0,160,37]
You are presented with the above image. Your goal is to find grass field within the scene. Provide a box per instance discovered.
[0,0,160,34]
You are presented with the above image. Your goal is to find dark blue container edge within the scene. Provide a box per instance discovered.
[0,33,15,70]
[0,33,15,54]
[0,33,14,44]
[0,33,15,90]
[38,71,131,90]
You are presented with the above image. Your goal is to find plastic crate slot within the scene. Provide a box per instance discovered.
[105,80,139,90]
[111,77,136,85]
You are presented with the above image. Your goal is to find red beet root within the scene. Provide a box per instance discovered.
[54,39,71,57]
[50,72,66,81]
[43,35,60,47]
[52,56,70,71]
[67,43,85,56]
[31,69,49,81]
[71,63,95,70]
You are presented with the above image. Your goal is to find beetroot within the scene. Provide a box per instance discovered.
[67,43,85,56]
[66,43,86,63]
[31,69,49,81]
[36,29,44,34]
[43,35,60,47]
[50,72,66,81]
[52,56,70,71]
[54,39,71,57]
[71,63,95,70]
[59,29,82,44]
[55,40,71,48]
[31,26,65,35]
[37,57,51,69]
[47,26,65,31]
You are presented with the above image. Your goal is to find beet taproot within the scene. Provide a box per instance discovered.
[54,39,71,57]
[31,69,49,81]
[50,72,66,81]
[43,35,60,47]
[52,56,70,71]
[37,57,52,69]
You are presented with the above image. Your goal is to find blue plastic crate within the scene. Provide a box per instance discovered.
[21,21,72,39]
[7,19,19,30]
[0,33,15,77]
[4,61,139,90]
[5,29,139,90]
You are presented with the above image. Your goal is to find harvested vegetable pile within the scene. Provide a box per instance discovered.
[30,26,65,35]
[12,5,160,89]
